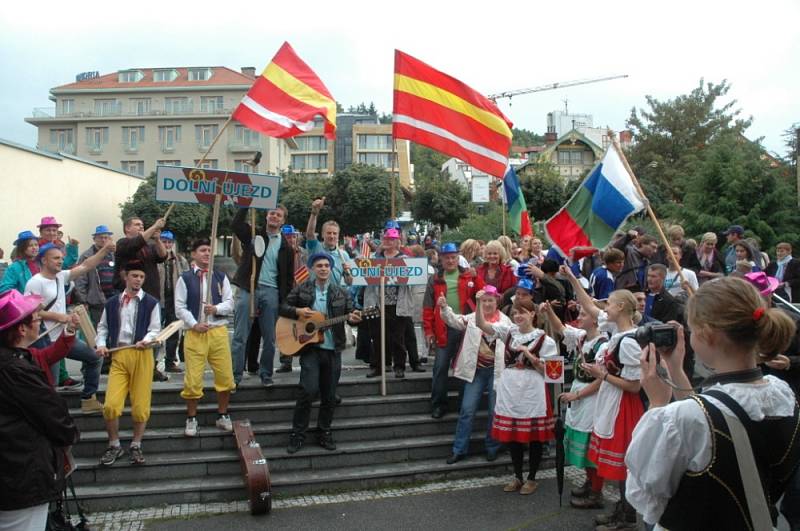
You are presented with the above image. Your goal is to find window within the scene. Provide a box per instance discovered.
[558,150,571,165]
[233,125,260,147]
[153,69,178,82]
[118,70,143,83]
[234,160,254,172]
[165,97,191,114]
[94,99,120,116]
[201,96,223,113]
[193,159,218,169]
[291,154,327,170]
[122,127,145,150]
[131,98,151,115]
[295,135,327,151]
[188,68,212,81]
[358,152,395,168]
[121,161,145,175]
[158,126,181,150]
[49,128,73,150]
[195,124,219,147]
[85,127,109,151]
[60,99,74,115]
[357,134,392,150]
[157,160,181,166]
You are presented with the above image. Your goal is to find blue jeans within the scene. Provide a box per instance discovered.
[231,286,280,382]
[49,339,101,399]
[231,289,252,384]
[452,366,499,456]
[430,327,463,410]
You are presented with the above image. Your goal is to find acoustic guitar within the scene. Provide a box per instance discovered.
[276,306,380,355]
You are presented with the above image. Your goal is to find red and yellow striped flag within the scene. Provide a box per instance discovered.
[294,264,310,285]
[233,42,337,140]
[392,50,513,178]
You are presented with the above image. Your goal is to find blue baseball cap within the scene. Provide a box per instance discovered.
[92,225,113,236]
[36,242,59,261]
[13,230,37,246]
[281,224,300,235]
[516,278,535,292]
[440,242,459,254]
[384,220,400,230]
[160,230,175,241]
[307,252,333,268]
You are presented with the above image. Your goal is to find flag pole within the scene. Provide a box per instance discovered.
[249,208,257,320]
[164,116,235,222]
[500,180,507,237]
[380,276,387,397]
[391,139,397,219]
[608,131,694,296]
[202,192,223,322]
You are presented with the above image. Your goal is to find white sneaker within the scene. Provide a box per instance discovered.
[215,414,233,432]
[184,417,198,437]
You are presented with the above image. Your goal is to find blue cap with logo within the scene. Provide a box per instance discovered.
[281,224,300,235]
[440,242,459,254]
[160,230,175,241]
[92,225,114,236]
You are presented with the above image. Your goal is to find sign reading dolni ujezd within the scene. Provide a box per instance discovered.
[156,165,280,210]
[350,257,428,286]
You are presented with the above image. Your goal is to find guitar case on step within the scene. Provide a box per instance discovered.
[233,419,272,515]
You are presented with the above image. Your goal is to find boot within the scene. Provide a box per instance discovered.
[81,394,104,414]
[595,501,623,526]
[595,501,637,530]
[571,479,591,498]
[571,490,604,509]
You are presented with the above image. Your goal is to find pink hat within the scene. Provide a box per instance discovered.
[383,228,401,239]
[37,216,62,228]
[481,285,502,298]
[744,271,781,296]
[0,290,43,331]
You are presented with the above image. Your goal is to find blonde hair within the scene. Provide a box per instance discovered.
[460,239,481,262]
[701,232,717,245]
[609,289,639,321]
[497,235,515,261]
[688,277,795,358]
[667,225,685,240]
[484,240,508,263]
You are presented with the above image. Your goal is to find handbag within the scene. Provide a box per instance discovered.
[46,477,90,531]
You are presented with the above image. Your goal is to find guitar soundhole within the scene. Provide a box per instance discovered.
[304,323,316,334]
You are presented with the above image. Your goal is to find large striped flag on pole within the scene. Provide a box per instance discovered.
[392,51,513,178]
[502,166,533,237]
[544,146,645,256]
[232,42,337,140]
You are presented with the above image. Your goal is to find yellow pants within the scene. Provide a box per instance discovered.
[181,326,236,400]
[103,347,154,422]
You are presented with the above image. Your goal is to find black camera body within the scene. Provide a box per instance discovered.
[633,323,678,349]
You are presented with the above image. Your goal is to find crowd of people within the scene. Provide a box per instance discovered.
[1,206,800,531]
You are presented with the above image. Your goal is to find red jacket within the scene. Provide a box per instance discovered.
[476,262,515,294]
[30,334,75,386]
[423,267,485,348]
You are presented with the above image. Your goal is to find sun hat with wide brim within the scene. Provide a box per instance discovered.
[0,290,42,331]
[744,271,781,296]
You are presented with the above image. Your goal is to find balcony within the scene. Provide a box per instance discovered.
[87,144,104,155]
[160,144,176,154]
[123,143,140,154]
[228,138,261,153]
[95,103,123,117]
[40,143,76,155]
[27,106,233,123]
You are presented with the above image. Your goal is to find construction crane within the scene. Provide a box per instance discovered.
[488,74,629,103]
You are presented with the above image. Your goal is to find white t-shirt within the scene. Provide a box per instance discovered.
[25,270,72,341]
[664,269,699,297]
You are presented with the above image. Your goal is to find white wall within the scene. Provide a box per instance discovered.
[0,140,143,254]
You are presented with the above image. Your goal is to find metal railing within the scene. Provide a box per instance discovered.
[29,105,233,119]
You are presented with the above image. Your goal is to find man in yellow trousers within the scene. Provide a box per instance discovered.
[175,238,235,437]
[95,260,162,466]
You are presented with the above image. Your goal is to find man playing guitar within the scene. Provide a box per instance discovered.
[279,252,362,454]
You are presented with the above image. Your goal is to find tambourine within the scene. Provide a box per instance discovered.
[253,235,266,258]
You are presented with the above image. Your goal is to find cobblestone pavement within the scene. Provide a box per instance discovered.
[86,467,620,530]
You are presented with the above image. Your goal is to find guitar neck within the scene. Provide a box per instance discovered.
[318,313,351,330]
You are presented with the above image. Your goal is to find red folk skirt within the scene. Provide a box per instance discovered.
[587,391,644,481]
[490,386,556,443]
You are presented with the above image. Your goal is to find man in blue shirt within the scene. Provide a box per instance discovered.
[589,248,625,300]
[304,197,354,287]
[280,253,362,454]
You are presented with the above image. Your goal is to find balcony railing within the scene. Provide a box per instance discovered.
[41,143,76,155]
[28,106,233,120]
[87,144,104,155]
[228,138,262,152]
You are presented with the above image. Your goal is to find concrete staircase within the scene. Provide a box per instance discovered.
[63,368,539,512]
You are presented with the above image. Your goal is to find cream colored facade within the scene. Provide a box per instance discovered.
[0,139,143,251]
[25,67,294,176]
[291,116,413,190]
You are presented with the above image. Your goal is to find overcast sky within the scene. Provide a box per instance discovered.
[1,0,797,155]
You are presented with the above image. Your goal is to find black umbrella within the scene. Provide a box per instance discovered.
[553,382,566,507]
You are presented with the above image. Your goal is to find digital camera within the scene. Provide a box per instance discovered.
[633,323,678,349]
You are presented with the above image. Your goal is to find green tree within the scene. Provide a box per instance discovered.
[441,202,505,243]
[511,128,544,147]
[410,144,448,180]
[278,173,330,229]
[412,176,470,229]
[324,164,401,234]
[518,161,566,222]
[626,79,750,210]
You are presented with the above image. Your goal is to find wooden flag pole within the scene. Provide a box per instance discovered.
[249,208,257,320]
[203,193,223,322]
[380,276,387,397]
[164,116,235,222]
[609,132,694,296]
[391,140,398,219]
[500,181,507,237]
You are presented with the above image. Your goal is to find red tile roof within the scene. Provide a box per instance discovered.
[53,67,255,91]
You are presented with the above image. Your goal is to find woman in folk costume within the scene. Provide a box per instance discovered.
[626,276,800,530]
[541,300,608,509]
[475,295,558,496]
[438,285,512,464]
